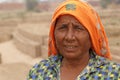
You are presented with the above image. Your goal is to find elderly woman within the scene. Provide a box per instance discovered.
[27,0,120,80]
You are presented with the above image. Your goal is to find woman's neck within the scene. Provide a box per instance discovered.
[60,53,90,80]
[61,53,90,68]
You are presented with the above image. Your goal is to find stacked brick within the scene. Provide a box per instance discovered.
[13,23,49,58]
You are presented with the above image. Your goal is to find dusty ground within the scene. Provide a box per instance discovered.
[0,9,120,80]
[0,63,31,80]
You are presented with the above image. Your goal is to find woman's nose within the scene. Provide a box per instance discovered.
[65,25,75,41]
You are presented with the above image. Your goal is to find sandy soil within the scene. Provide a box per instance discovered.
[0,40,43,65]
[0,63,31,80]
[0,41,43,80]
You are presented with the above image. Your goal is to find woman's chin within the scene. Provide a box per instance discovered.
[63,53,80,59]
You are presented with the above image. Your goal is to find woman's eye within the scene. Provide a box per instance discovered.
[74,25,84,30]
[58,24,67,30]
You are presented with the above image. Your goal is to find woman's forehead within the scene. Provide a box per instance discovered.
[55,14,87,30]
[56,14,80,23]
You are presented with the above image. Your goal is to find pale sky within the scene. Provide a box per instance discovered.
[0,0,6,3]
[0,0,67,3]
[0,0,24,3]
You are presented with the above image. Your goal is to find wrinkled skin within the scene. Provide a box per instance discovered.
[54,15,91,60]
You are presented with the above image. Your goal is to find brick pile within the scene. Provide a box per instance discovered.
[13,23,49,58]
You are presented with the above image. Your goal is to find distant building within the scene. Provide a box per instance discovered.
[0,0,101,12]
[87,0,100,7]
[0,2,25,11]
[36,0,100,12]
[36,0,64,12]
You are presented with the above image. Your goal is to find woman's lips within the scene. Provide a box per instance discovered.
[64,45,78,52]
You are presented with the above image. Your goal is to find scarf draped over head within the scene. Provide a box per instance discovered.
[48,0,111,59]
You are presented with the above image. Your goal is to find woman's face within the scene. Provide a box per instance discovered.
[54,15,91,59]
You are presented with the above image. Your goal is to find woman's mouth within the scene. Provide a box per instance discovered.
[64,45,78,52]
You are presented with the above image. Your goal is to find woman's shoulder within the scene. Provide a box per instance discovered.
[88,54,120,79]
[31,55,58,69]
[105,59,120,70]
[96,55,120,71]
[29,54,62,72]
[27,55,61,79]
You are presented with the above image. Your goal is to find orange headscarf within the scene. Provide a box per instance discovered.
[48,0,112,59]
